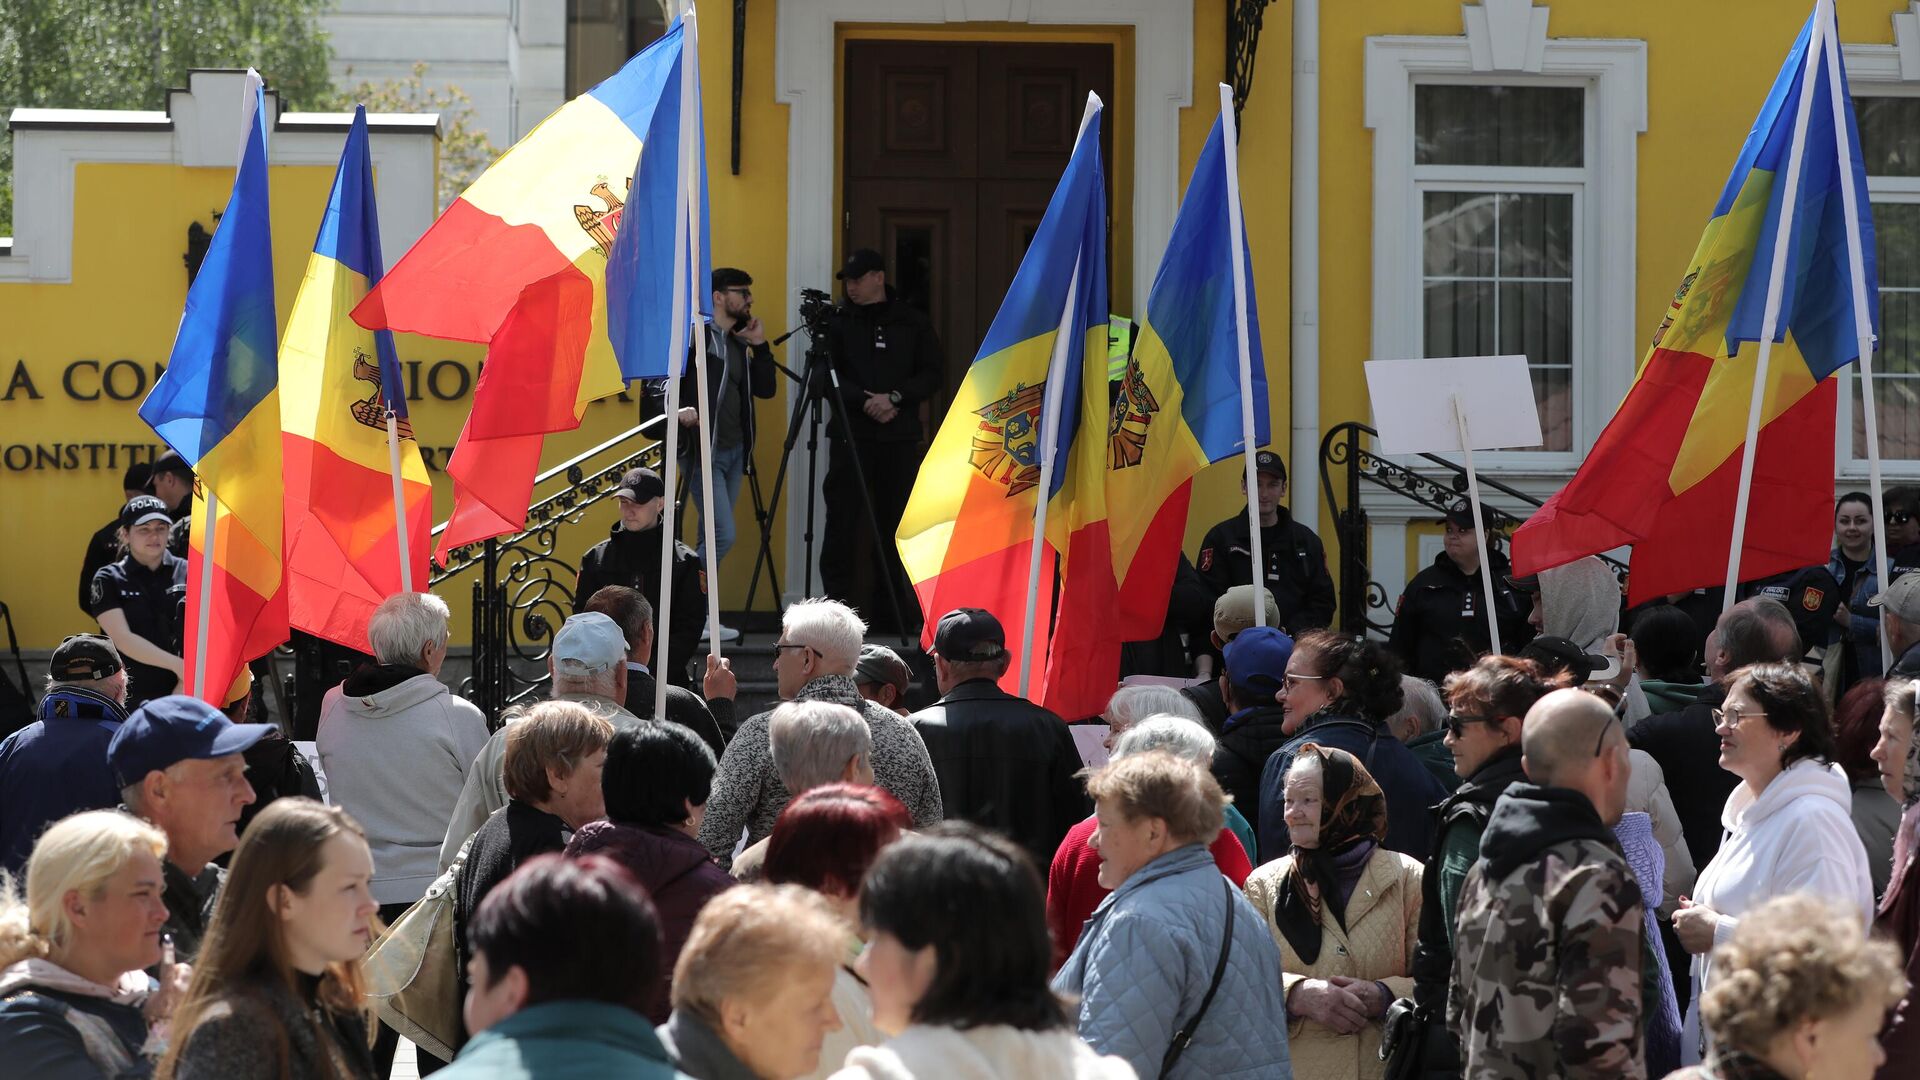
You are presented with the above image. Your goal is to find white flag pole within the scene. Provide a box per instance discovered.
[1454,395,1502,656]
[385,411,414,593]
[193,490,217,699]
[1722,4,1826,613]
[1018,92,1101,699]
[683,11,723,666]
[1219,83,1264,628]
[654,11,696,724]
[1820,10,1891,667]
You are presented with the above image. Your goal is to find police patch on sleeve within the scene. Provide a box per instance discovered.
[1198,548,1213,572]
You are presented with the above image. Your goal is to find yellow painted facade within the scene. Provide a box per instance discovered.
[4,0,1912,651]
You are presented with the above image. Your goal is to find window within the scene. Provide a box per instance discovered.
[1417,84,1585,452]
[1850,95,1920,464]
[567,0,673,99]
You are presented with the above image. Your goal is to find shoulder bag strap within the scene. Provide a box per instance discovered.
[1159,876,1236,1078]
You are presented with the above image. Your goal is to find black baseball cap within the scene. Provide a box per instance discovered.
[123,462,153,493]
[1253,450,1286,481]
[613,467,665,503]
[837,248,885,281]
[119,495,172,530]
[1438,501,1477,529]
[49,634,122,682]
[932,607,1007,661]
[1519,635,1607,685]
[107,695,276,789]
[151,450,193,480]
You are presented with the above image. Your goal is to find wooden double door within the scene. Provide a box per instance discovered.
[843,39,1115,433]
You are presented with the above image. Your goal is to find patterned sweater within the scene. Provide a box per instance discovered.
[697,674,942,867]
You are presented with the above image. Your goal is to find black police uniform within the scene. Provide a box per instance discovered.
[1740,564,1842,659]
[1388,549,1532,685]
[573,523,707,689]
[1195,508,1336,636]
[88,553,188,709]
[819,287,943,627]
[76,518,123,618]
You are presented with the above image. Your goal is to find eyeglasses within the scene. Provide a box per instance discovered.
[721,287,753,298]
[773,642,820,660]
[1890,512,1914,526]
[1593,712,1619,757]
[1282,673,1326,691]
[1710,705,1767,729]
[1444,712,1497,739]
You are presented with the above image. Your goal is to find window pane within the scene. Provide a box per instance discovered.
[568,0,671,99]
[1424,280,1495,357]
[1416,85,1584,168]
[1501,193,1573,278]
[1423,191,1496,276]
[1531,367,1574,452]
[1500,282,1574,367]
[1855,97,1920,178]
[1856,202,1920,458]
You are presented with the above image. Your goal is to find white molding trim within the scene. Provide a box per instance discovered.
[1462,0,1550,73]
[1894,2,1920,81]
[773,0,1195,604]
[2,71,440,284]
[1364,33,1646,473]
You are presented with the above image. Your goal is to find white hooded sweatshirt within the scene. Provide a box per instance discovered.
[830,1024,1137,1080]
[1683,758,1874,1055]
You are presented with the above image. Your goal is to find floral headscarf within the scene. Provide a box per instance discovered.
[1272,743,1388,963]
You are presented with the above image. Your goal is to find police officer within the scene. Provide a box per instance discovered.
[1388,502,1531,685]
[76,462,153,617]
[820,247,943,630]
[1195,449,1336,635]
[150,450,196,558]
[88,495,189,709]
[573,467,706,689]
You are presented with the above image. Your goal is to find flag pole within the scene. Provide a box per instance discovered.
[193,490,217,699]
[1019,93,1101,698]
[1454,395,1502,656]
[1820,10,1891,667]
[1722,3,1826,614]
[385,410,414,593]
[654,10,696,724]
[1219,83,1264,628]
[683,10,723,667]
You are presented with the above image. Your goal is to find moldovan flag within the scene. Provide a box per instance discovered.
[1512,9,1876,602]
[1108,111,1267,634]
[281,106,433,650]
[352,20,701,559]
[897,95,1114,718]
[137,73,286,703]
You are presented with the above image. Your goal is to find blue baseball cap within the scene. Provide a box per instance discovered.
[1223,625,1295,698]
[107,695,276,789]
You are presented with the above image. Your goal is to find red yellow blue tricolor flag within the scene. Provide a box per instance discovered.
[138,72,286,703]
[354,19,704,560]
[1513,3,1877,602]
[897,93,1113,718]
[1107,103,1267,634]
[281,106,434,651]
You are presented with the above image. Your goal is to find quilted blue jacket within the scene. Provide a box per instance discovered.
[1053,844,1293,1079]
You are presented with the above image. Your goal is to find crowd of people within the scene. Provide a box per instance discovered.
[8,446,1920,1079]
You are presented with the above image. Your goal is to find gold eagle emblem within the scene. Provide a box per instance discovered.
[1107,354,1160,470]
[575,178,630,258]
[970,383,1047,497]
[349,349,413,439]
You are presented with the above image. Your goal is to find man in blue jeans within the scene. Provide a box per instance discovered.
[649,267,777,642]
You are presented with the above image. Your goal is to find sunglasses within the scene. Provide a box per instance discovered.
[1444,712,1497,739]
[1891,512,1914,526]
[1593,712,1619,757]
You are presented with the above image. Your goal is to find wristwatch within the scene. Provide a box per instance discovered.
[887,391,902,406]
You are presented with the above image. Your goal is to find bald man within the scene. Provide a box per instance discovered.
[1448,689,1646,1080]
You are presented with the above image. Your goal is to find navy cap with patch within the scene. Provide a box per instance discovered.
[1253,450,1286,481]
[107,695,275,789]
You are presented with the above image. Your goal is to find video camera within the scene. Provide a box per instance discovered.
[797,287,836,338]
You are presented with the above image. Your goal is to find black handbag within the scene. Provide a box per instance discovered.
[1380,994,1459,1080]
[1160,876,1235,1078]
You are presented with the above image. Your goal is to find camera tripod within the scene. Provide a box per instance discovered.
[742,323,915,648]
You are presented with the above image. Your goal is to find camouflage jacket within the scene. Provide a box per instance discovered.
[1447,784,1645,1080]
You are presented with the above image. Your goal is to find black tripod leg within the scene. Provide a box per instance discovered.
[739,450,779,611]
[745,364,817,613]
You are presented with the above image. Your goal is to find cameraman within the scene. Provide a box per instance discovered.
[645,267,776,644]
[820,248,942,629]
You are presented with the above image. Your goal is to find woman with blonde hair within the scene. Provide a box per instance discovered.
[0,809,183,1076]
[1665,893,1905,1080]
[160,798,379,1080]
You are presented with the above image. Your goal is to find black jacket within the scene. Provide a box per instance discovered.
[1195,507,1337,635]
[1630,681,1737,868]
[1894,641,1920,679]
[641,323,778,452]
[623,666,729,754]
[1411,747,1526,1019]
[455,799,570,979]
[823,289,943,444]
[1210,703,1291,821]
[77,517,121,617]
[1388,550,1532,685]
[1181,679,1230,736]
[907,679,1088,868]
[573,524,706,688]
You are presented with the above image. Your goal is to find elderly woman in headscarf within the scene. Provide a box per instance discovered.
[1244,744,1423,1080]
[1871,677,1920,1075]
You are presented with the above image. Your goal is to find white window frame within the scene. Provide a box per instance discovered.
[1838,42,1920,477]
[1365,33,1646,477]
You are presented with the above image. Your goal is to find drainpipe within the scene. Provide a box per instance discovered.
[1289,0,1321,528]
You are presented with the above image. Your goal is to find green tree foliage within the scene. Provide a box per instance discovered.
[322,63,498,213]
[0,0,334,233]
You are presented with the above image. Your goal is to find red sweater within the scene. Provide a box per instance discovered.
[1046,813,1252,971]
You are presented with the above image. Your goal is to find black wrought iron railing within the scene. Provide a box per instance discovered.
[1318,420,1625,636]
[429,416,667,718]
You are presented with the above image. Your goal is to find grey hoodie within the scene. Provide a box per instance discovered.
[316,669,490,904]
[1540,557,1651,723]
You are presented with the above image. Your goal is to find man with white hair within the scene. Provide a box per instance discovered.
[728,700,875,880]
[317,591,490,914]
[698,598,941,868]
